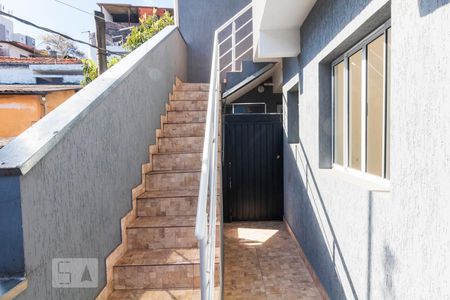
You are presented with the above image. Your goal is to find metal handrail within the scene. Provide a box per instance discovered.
[195,3,253,300]
[217,3,253,74]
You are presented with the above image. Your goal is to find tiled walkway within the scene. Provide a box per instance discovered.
[224,221,324,300]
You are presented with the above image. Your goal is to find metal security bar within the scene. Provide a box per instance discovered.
[195,3,253,300]
[217,3,253,77]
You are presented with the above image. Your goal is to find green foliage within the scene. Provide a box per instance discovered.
[124,12,174,51]
[107,56,121,68]
[81,59,98,86]
[81,57,122,86]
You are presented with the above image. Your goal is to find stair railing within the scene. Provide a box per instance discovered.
[195,29,220,300]
[195,3,252,300]
[217,3,253,77]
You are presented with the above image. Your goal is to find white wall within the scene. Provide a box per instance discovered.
[12,33,26,44]
[0,64,83,84]
[0,15,13,41]
[0,42,32,58]
[0,65,34,84]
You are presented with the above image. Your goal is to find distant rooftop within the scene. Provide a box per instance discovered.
[0,57,82,65]
[0,84,82,95]
[0,41,36,53]
[98,3,173,23]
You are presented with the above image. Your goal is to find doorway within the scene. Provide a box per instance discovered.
[223,114,283,222]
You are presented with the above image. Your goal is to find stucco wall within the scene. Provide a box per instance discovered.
[0,26,187,299]
[46,90,77,113]
[282,0,450,299]
[0,95,41,137]
[0,90,77,137]
[178,0,250,82]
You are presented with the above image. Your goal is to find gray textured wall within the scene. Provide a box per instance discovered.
[5,27,187,299]
[178,0,250,82]
[282,0,450,299]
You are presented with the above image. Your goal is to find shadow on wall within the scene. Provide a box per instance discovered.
[418,0,450,16]
[283,135,351,300]
[383,244,397,299]
[284,137,398,300]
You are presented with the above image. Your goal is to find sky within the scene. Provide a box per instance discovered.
[0,0,173,56]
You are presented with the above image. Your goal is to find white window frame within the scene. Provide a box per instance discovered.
[331,19,391,184]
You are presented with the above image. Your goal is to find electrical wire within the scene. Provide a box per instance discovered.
[0,10,124,56]
[53,0,129,29]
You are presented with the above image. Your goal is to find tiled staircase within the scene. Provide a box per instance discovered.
[106,82,215,300]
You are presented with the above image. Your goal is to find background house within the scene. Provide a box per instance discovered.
[0,57,83,84]
[12,33,35,47]
[89,3,173,61]
[0,84,81,144]
[0,57,82,148]
[0,41,38,58]
[0,14,13,41]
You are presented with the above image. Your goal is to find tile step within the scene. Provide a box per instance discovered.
[170,91,209,101]
[152,152,202,171]
[138,189,199,199]
[158,136,204,153]
[174,83,209,91]
[115,248,200,266]
[108,288,217,300]
[128,216,196,228]
[137,196,197,217]
[168,100,208,111]
[166,111,206,123]
[145,170,200,191]
[162,123,205,137]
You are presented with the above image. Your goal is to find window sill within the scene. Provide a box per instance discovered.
[320,165,391,192]
[0,278,27,299]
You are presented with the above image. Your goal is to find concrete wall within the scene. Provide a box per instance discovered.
[0,26,187,299]
[178,0,251,82]
[282,0,450,299]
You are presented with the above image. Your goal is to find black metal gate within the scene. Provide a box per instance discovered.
[223,114,283,222]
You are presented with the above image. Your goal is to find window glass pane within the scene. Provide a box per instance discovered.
[334,61,344,165]
[349,50,362,170]
[366,35,384,176]
[232,103,266,114]
[385,27,391,179]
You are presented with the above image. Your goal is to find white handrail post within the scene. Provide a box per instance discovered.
[231,21,236,72]
[196,4,253,299]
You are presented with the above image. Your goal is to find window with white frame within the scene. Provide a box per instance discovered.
[332,20,391,179]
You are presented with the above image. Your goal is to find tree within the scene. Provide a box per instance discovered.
[81,57,122,86]
[124,11,174,51]
[41,34,85,58]
[80,59,98,86]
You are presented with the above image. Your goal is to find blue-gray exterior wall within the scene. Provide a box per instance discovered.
[282,0,450,299]
[0,27,187,299]
[0,176,23,277]
[178,0,250,82]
